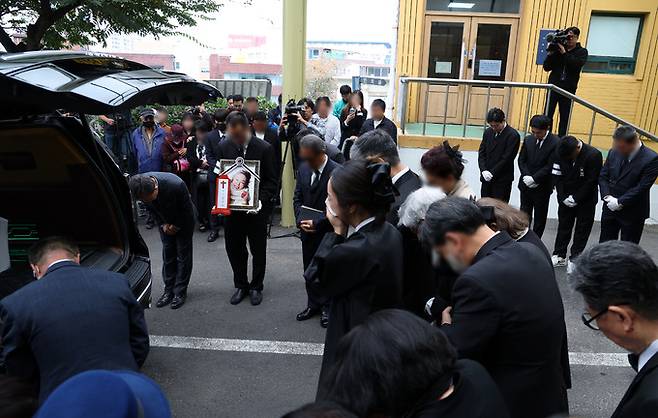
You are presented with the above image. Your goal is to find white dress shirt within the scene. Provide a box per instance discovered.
[639,339,658,371]
[373,118,383,129]
[310,154,329,186]
[391,166,410,185]
[355,216,376,232]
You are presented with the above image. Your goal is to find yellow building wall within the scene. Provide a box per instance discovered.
[395,0,658,149]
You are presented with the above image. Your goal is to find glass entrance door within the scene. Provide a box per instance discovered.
[465,18,517,125]
[421,15,518,128]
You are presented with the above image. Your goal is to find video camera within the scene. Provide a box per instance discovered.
[545,29,573,52]
[284,99,304,124]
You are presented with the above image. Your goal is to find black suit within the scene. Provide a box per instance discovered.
[0,261,149,402]
[359,116,398,143]
[215,136,277,291]
[553,142,603,259]
[478,125,521,203]
[293,157,338,309]
[442,232,569,418]
[518,133,559,237]
[612,351,658,418]
[205,129,225,232]
[387,169,422,225]
[186,135,211,226]
[411,359,510,418]
[145,172,196,297]
[599,144,658,244]
[306,221,403,398]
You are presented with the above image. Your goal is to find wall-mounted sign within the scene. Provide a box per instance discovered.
[435,61,452,74]
[478,59,502,76]
[536,29,556,65]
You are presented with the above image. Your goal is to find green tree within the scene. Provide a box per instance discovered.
[0,0,225,52]
[305,57,338,100]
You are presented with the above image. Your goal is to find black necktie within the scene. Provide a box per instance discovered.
[621,157,630,171]
[628,353,639,372]
[536,139,543,148]
[237,144,245,157]
[311,170,321,190]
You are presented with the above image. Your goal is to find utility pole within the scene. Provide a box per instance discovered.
[280,0,307,227]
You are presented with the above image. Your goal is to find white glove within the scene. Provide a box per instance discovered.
[563,195,577,208]
[246,200,263,215]
[523,176,538,188]
[425,297,435,317]
[482,171,493,182]
[606,197,623,212]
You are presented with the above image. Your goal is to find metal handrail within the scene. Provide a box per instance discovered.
[397,77,658,143]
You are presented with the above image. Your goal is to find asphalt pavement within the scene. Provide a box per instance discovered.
[138,217,658,418]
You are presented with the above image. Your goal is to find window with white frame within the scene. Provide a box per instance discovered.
[584,14,643,74]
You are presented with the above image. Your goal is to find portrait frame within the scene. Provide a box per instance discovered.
[217,158,261,211]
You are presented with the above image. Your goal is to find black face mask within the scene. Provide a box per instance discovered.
[143,120,155,128]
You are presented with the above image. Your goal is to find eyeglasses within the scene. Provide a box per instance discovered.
[581,308,608,331]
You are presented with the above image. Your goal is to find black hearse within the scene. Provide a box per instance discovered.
[0,51,220,306]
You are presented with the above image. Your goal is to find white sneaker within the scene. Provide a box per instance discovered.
[551,255,567,267]
[566,259,575,274]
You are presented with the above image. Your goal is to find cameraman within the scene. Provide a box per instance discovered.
[543,26,588,137]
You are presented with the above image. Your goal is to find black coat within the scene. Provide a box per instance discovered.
[398,225,436,317]
[339,108,367,141]
[518,133,560,193]
[478,125,521,184]
[205,128,224,181]
[599,144,658,223]
[612,352,658,418]
[442,232,569,418]
[293,158,339,268]
[186,135,209,172]
[213,136,278,208]
[255,127,281,176]
[411,359,510,418]
[543,43,588,92]
[0,261,149,402]
[387,169,422,225]
[143,172,196,230]
[306,221,403,397]
[553,141,602,206]
[517,229,551,262]
[359,116,398,143]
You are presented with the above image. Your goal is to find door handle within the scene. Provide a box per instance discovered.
[467,58,473,69]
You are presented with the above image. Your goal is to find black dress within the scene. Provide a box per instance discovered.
[410,360,510,418]
[305,219,403,398]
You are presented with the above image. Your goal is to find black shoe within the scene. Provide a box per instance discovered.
[155,292,173,308]
[296,307,320,321]
[320,309,329,328]
[207,231,219,242]
[199,223,208,232]
[145,222,155,230]
[170,294,186,309]
[249,289,263,306]
[230,288,248,305]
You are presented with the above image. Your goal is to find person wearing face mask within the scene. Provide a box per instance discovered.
[131,108,166,175]
[397,186,445,317]
[304,159,403,399]
[293,135,339,328]
[0,237,149,403]
[420,197,569,418]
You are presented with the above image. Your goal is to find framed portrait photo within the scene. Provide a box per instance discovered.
[217,158,261,211]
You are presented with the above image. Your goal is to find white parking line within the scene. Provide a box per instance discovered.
[150,335,324,356]
[151,335,631,367]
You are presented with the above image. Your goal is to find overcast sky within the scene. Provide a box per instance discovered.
[306,0,398,42]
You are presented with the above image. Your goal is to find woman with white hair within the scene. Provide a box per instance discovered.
[397,186,445,317]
